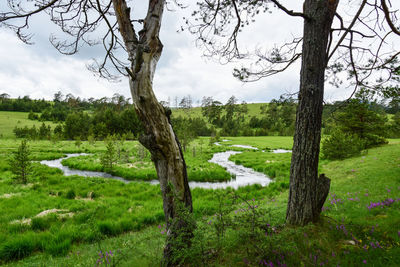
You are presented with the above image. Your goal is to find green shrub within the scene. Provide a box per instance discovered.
[100,135,117,171]
[362,133,388,148]
[8,139,32,184]
[321,130,364,160]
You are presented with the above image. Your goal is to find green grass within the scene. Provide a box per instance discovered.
[220,136,293,149]
[1,137,399,266]
[0,111,57,139]
[230,150,292,180]
[171,103,267,123]
[0,137,288,264]
[60,139,232,182]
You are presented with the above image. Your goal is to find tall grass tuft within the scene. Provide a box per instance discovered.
[0,234,37,261]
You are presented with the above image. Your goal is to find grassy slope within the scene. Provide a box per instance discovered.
[3,138,399,266]
[171,103,266,121]
[0,111,57,139]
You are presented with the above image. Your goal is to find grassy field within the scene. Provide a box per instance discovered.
[219,136,293,150]
[0,136,399,266]
[171,103,266,121]
[60,140,232,182]
[0,137,291,265]
[0,111,57,139]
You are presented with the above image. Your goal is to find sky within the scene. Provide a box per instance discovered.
[0,1,397,105]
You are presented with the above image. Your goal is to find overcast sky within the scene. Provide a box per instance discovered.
[0,1,395,105]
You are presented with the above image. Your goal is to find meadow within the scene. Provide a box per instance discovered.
[0,111,57,139]
[172,103,266,121]
[0,137,290,265]
[60,139,232,182]
[0,111,399,266]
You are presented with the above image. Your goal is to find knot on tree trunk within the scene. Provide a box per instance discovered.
[316,173,330,215]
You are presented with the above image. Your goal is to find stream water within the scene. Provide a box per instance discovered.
[213,141,292,153]
[40,150,272,189]
[40,154,131,184]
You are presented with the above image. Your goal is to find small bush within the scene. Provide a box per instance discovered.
[100,135,117,171]
[321,130,364,160]
[8,139,32,184]
[362,133,388,148]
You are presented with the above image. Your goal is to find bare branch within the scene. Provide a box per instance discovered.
[381,0,400,36]
[327,0,367,61]
[269,0,310,21]
[0,0,59,21]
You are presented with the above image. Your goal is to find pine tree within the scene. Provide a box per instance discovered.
[100,136,117,171]
[9,139,32,184]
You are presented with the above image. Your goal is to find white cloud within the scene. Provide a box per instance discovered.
[154,46,301,104]
[2,0,397,104]
[0,31,129,100]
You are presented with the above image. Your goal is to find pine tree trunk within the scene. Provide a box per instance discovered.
[112,0,193,264]
[286,0,338,226]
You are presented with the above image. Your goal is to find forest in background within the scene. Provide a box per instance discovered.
[1,91,400,152]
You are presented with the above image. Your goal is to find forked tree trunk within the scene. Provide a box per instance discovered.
[286,0,338,225]
[112,0,193,264]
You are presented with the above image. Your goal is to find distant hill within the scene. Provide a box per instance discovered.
[0,111,57,139]
[171,103,267,122]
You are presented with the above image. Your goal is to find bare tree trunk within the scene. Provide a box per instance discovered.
[286,0,338,226]
[112,0,193,264]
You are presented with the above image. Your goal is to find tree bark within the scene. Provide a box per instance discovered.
[112,0,193,264]
[286,0,338,226]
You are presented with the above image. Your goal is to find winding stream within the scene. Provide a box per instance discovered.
[40,150,273,189]
[40,154,132,184]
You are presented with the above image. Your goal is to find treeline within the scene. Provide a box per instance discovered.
[6,91,400,143]
[14,107,143,141]
[0,94,50,112]
[1,91,131,121]
[12,92,142,140]
[201,95,296,136]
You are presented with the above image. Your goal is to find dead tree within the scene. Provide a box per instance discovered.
[188,0,400,225]
[1,0,193,264]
